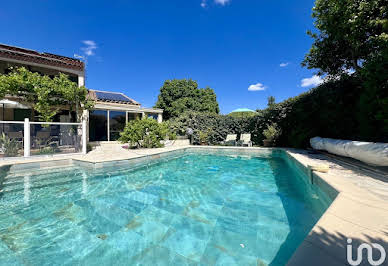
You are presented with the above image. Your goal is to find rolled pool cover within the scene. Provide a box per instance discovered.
[310,137,388,166]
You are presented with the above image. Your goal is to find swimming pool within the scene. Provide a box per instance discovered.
[0,149,333,265]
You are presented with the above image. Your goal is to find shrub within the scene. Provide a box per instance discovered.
[36,146,58,155]
[119,118,173,148]
[0,133,20,157]
[263,124,281,142]
[199,130,210,144]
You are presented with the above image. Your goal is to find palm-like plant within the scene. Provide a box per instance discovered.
[0,133,20,157]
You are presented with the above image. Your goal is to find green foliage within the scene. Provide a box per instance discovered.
[303,0,388,76]
[87,143,93,152]
[118,118,173,148]
[263,124,281,142]
[36,146,58,155]
[259,74,387,147]
[267,96,276,107]
[357,46,388,138]
[199,130,210,144]
[154,79,220,120]
[287,0,387,147]
[169,112,257,145]
[0,67,94,122]
[0,133,20,157]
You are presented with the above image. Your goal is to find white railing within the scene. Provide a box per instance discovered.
[0,118,87,158]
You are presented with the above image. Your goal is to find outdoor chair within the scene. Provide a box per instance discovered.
[239,133,253,147]
[222,134,237,146]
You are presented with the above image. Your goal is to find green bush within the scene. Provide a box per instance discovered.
[119,118,173,148]
[357,47,388,139]
[263,124,281,142]
[36,146,58,155]
[0,133,20,157]
[267,74,387,147]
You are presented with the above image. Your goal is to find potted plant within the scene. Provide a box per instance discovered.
[262,124,280,147]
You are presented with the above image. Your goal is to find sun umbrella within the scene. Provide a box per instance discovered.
[0,99,30,109]
[230,108,257,113]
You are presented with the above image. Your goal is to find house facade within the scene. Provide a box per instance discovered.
[0,43,163,143]
[86,90,162,142]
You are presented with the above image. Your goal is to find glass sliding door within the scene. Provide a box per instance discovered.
[89,110,108,141]
[109,111,126,141]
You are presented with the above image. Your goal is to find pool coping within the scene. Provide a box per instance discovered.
[283,149,388,266]
[0,145,387,265]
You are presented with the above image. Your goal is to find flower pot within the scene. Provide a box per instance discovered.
[263,139,273,147]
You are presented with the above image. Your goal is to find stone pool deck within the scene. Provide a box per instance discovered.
[284,149,388,266]
[0,145,387,265]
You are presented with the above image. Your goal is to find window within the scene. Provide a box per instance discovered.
[89,110,107,141]
[109,111,126,141]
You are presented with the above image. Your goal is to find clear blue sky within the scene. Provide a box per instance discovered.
[1,0,322,114]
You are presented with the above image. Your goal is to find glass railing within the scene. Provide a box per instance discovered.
[0,119,86,159]
[30,123,82,156]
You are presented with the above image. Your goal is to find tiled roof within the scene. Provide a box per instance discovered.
[0,44,84,72]
[88,90,140,105]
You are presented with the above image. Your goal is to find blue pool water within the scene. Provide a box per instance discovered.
[0,151,332,265]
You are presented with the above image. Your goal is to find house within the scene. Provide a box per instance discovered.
[0,43,163,143]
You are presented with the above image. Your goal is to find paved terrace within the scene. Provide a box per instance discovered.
[0,144,387,265]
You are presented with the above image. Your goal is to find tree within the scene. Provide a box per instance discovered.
[155,79,219,120]
[302,0,388,76]
[267,96,276,107]
[0,67,94,121]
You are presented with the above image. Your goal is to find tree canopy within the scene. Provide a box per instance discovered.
[154,79,219,120]
[302,0,388,76]
[302,0,388,136]
[0,67,94,122]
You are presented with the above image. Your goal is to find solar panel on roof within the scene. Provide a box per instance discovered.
[95,91,131,102]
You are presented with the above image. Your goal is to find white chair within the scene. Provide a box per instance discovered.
[223,134,237,146]
[239,134,252,147]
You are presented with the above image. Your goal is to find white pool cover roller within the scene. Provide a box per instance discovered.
[310,137,388,166]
